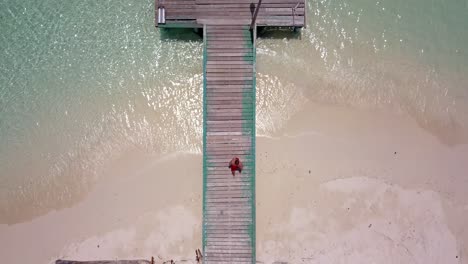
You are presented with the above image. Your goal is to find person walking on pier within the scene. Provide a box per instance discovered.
[228,157,243,177]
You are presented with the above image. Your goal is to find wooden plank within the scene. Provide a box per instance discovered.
[198,3,304,8]
[197,0,303,3]
[208,48,253,52]
[207,241,254,247]
[205,195,252,201]
[204,244,252,249]
[206,171,252,176]
[205,227,252,232]
[257,16,304,26]
[206,114,253,120]
[205,240,251,245]
[205,201,251,209]
[208,52,254,57]
[206,139,252,145]
[204,212,253,217]
[204,218,253,223]
[205,248,253,254]
[206,57,253,62]
[196,10,305,17]
[205,209,252,216]
[205,191,252,197]
[207,70,252,75]
[204,202,252,208]
[205,248,252,254]
[56,261,151,264]
[206,147,253,152]
[166,14,197,19]
[206,112,254,117]
[204,207,252,213]
[204,252,253,258]
[206,157,253,162]
[205,244,249,251]
[204,177,251,183]
[197,18,251,25]
[206,182,251,187]
[206,97,253,102]
[209,131,250,136]
[204,254,253,259]
[207,151,252,156]
[206,121,252,127]
[200,7,305,13]
[206,134,251,139]
[206,45,251,49]
[207,76,253,81]
[205,234,252,239]
[206,138,253,143]
[205,189,252,194]
[206,168,249,173]
[207,31,250,35]
[206,149,253,155]
[207,120,253,124]
[207,108,254,113]
[205,253,253,259]
[206,80,253,84]
[206,61,252,65]
[206,93,252,97]
[205,100,252,105]
[206,84,253,88]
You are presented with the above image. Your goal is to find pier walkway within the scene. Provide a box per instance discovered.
[203,25,256,263]
[156,0,306,263]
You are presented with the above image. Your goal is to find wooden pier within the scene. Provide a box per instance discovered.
[157,0,305,263]
[203,24,257,263]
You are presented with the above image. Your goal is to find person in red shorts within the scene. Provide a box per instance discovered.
[228,157,243,177]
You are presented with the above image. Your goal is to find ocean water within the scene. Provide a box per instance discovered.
[0,0,467,224]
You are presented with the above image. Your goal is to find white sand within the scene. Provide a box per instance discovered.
[1,102,467,263]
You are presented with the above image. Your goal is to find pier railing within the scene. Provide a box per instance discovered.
[250,0,263,30]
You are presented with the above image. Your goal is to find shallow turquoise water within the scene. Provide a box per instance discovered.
[0,0,467,223]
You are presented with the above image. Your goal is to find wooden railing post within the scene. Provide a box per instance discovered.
[155,0,158,27]
[292,2,300,28]
[250,0,263,30]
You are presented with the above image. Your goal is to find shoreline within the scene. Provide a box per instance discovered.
[1,102,467,263]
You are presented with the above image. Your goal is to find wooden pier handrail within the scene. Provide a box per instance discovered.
[155,0,158,27]
[250,0,263,30]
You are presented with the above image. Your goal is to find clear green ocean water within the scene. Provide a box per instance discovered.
[1,0,467,223]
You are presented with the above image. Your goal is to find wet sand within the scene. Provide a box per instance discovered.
[256,102,468,263]
[1,102,467,263]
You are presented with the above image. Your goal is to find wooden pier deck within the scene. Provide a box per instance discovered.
[203,25,256,263]
[156,0,306,28]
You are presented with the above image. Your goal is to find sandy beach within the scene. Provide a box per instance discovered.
[1,101,467,263]
[1,0,468,263]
